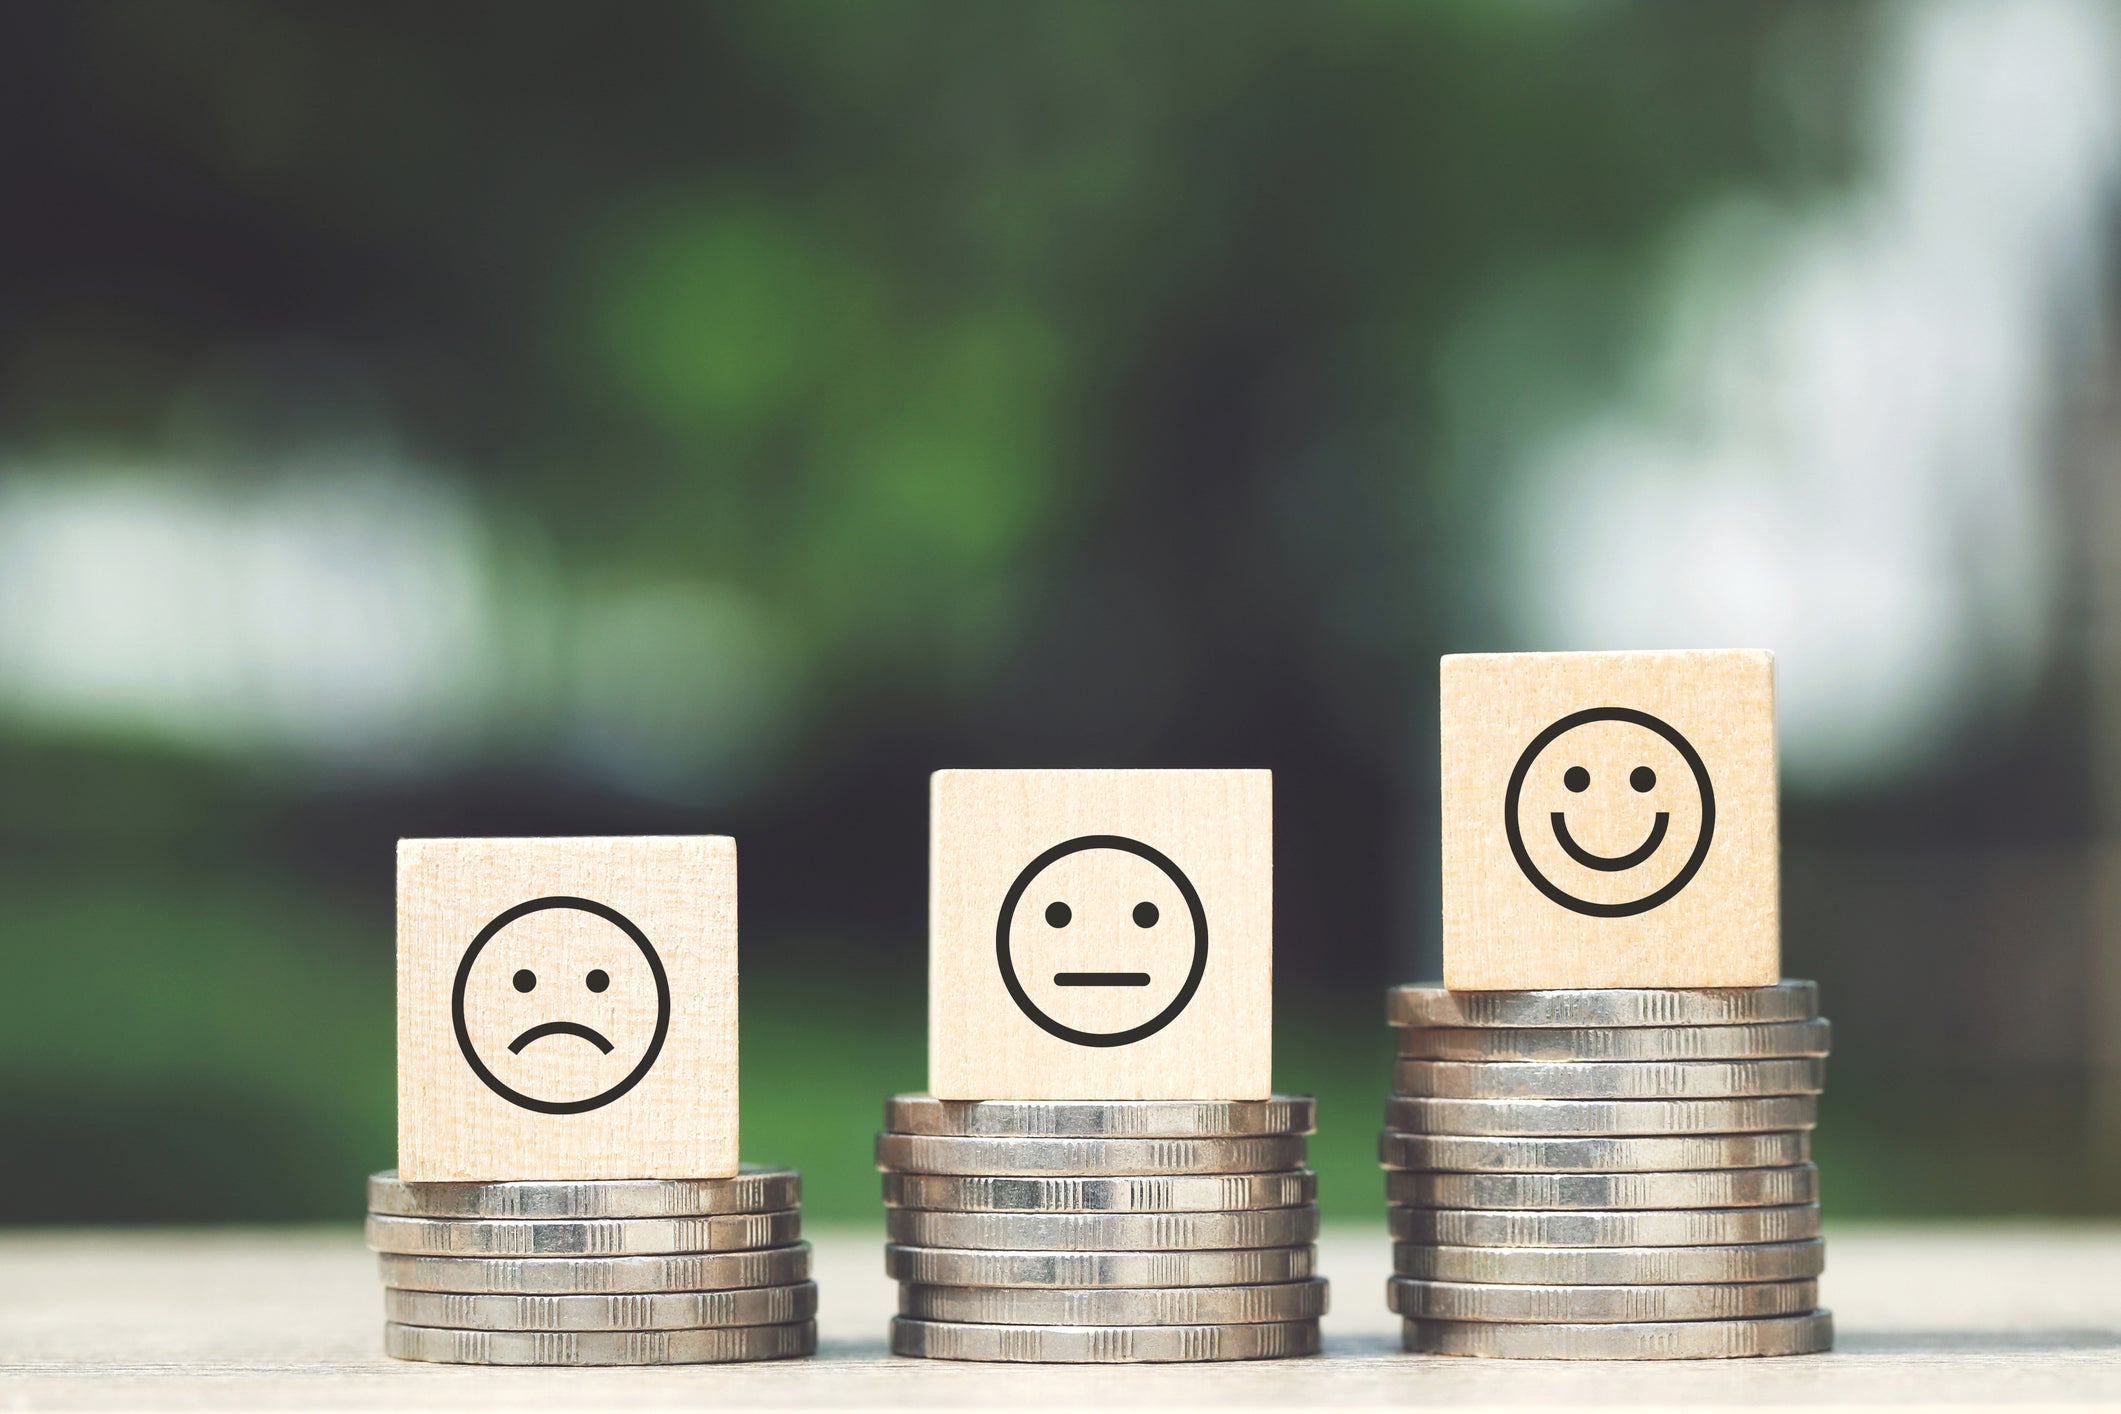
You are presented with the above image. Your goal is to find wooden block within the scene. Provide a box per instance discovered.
[1440,650,1778,989]
[396,836,738,1181]
[927,769,1273,1101]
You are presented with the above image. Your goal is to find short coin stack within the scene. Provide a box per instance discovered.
[878,1094,1328,1362]
[364,1165,815,1365]
[1381,983,1834,1360]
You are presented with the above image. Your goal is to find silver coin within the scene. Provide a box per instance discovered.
[365,1209,800,1257]
[882,1169,1315,1213]
[367,1165,800,1219]
[884,1243,1317,1289]
[1396,1020,1830,1062]
[1401,1310,1834,1360]
[1393,1057,1826,1100]
[1388,1276,1817,1323]
[1385,1165,1818,1211]
[383,1319,816,1365]
[1383,1094,1817,1136]
[1378,1130,1809,1173]
[885,1094,1315,1138]
[1387,982,1818,1029]
[1390,1204,1821,1247]
[898,1279,1330,1326]
[885,1206,1319,1251]
[1395,1240,1825,1285]
[383,1282,816,1331]
[890,1316,1319,1363]
[376,1244,811,1294]
[875,1132,1307,1176]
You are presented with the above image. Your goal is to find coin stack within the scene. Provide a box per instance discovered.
[363,1165,816,1365]
[877,1094,1328,1362]
[1380,982,1834,1360]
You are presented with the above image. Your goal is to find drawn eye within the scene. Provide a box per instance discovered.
[513,969,536,993]
[1564,766,1590,792]
[1631,766,1656,792]
[1132,902,1159,927]
[1045,901,1072,927]
[586,969,610,992]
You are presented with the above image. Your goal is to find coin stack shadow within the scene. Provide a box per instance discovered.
[876,1094,1329,1362]
[363,1165,816,1365]
[1380,983,1835,1360]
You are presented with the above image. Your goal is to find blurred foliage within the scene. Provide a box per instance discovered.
[1,0,2110,1223]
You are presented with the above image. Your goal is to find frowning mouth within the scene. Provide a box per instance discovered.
[508,1020,614,1054]
[1551,812,1669,872]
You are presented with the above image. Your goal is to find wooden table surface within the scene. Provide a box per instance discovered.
[3,1224,2119,1409]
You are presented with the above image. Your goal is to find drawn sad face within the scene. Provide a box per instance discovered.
[1504,708,1717,918]
[452,897,671,1113]
[996,836,1209,1047]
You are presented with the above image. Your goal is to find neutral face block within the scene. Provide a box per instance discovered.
[929,769,1272,1100]
[397,836,738,1181]
[1440,650,1778,989]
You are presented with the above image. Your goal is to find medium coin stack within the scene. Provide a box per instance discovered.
[1381,982,1835,1360]
[877,1094,1328,1362]
[364,1165,816,1365]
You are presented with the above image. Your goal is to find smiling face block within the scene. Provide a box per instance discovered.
[1441,651,1777,989]
[929,770,1271,1100]
[396,836,737,1181]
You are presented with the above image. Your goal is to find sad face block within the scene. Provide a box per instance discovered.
[929,770,1272,1101]
[396,836,737,1181]
[1441,651,1778,989]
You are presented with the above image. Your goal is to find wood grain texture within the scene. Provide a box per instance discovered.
[928,769,1271,1100]
[397,836,737,1181]
[1441,651,1778,989]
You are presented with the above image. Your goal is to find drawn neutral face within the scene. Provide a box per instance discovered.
[1504,707,1717,918]
[451,897,671,1113]
[995,836,1208,1047]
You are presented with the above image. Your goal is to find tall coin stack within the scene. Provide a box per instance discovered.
[364,1165,816,1365]
[1380,982,1834,1360]
[877,1094,1329,1362]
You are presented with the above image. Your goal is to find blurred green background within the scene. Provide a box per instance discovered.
[5,0,2121,1224]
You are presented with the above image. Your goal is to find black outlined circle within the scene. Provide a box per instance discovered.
[452,896,671,1114]
[1503,707,1717,918]
[996,835,1209,1048]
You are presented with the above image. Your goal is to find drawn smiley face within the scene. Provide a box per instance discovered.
[451,896,671,1114]
[1503,707,1716,918]
[995,835,1208,1048]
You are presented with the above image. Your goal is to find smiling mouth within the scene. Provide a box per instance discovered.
[1054,972,1151,987]
[508,1020,615,1054]
[1551,812,1670,872]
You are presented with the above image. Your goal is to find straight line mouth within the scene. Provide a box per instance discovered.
[508,1020,615,1054]
[1053,972,1151,987]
